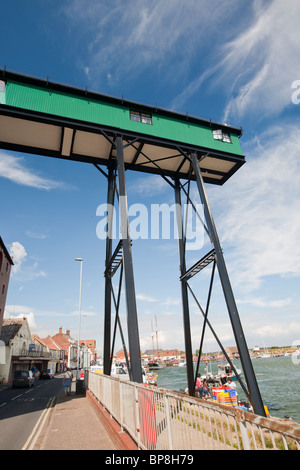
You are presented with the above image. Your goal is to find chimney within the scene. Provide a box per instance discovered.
[59,327,62,335]
[66,329,70,337]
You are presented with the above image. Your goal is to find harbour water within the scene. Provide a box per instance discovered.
[155,355,300,424]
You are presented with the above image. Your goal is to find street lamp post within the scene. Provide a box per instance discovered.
[83,313,87,368]
[75,258,83,380]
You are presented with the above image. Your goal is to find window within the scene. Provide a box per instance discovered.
[141,114,152,125]
[130,111,140,122]
[212,129,231,143]
[222,133,232,143]
[130,110,152,125]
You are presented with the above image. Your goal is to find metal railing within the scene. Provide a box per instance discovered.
[87,371,300,450]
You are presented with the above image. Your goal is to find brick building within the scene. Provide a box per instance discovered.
[51,327,77,369]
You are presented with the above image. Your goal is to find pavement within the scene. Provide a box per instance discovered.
[0,379,138,451]
[36,383,138,451]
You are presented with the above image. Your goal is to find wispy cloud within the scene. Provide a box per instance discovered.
[0,152,73,190]
[254,321,300,342]
[171,0,300,120]
[237,298,291,309]
[221,0,300,121]
[130,175,168,196]
[62,0,241,91]
[161,297,181,307]
[25,231,47,240]
[137,293,157,303]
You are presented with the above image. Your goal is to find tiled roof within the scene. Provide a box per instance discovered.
[0,318,25,345]
[42,336,63,351]
[51,331,74,350]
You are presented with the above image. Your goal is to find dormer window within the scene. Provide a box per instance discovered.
[212,129,231,143]
[130,110,152,125]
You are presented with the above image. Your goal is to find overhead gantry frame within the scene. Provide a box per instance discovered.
[98,135,265,416]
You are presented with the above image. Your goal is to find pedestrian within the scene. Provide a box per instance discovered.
[202,379,212,399]
[225,377,236,389]
[63,367,73,396]
[219,371,227,386]
[195,373,203,398]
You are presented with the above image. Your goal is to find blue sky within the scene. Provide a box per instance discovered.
[1,0,300,356]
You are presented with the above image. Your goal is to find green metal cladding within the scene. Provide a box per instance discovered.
[4,79,243,156]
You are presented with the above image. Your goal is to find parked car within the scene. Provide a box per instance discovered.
[40,369,55,379]
[12,370,35,388]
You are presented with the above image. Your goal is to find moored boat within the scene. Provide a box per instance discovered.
[148,360,166,370]
[216,363,242,382]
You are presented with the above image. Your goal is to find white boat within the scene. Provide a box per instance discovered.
[200,372,217,383]
[200,362,218,383]
[148,360,166,370]
[178,361,186,367]
[260,346,271,358]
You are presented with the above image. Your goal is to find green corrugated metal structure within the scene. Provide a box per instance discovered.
[4,79,243,156]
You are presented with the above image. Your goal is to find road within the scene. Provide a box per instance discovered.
[0,373,65,450]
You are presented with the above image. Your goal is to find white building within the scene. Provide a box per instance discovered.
[0,317,49,383]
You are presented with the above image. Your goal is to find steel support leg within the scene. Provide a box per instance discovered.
[174,178,194,396]
[103,164,115,376]
[191,152,266,416]
[116,135,143,383]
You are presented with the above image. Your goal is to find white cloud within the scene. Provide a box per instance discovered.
[5,305,33,316]
[132,175,168,196]
[237,298,291,308]
[171,0,300,120]
[0,152,73,190]
[25,231,47,240]
[136,293,157,303]
[161,297,181,307]
[254,322,300,341]
[9,241,47,280]
[9,242,27,273]
[4,307,38,331]
[62,0,241,89]
[221,0,300,120]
